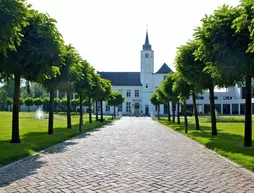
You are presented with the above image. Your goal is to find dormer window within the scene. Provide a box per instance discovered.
[145,53,149,58]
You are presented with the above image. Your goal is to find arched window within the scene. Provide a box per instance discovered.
[145,53,149,58]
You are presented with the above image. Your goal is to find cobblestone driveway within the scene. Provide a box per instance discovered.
[0,117,254,193]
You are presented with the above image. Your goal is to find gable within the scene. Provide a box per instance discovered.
[156,63,173,74]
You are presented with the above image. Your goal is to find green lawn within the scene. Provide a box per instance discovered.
[158,116,254,171]
[0,112,112,167]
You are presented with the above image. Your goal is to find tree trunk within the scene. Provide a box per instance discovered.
[100,100,103,122]
[172,103,175,123]
[177,101,180,124]
[244,74,252,147]
[28,106,30,112]
[167,102,171,122]
[79,95,83,132]
[67,90,71,128]
[11,73,21,143]
[157,104,160,120]
[209,86,217,136]
[184,101,188,134]
[192,91,200,130]
[95,100,98,121]
[89,97,92,123]
[48,89,54,135]
[114,105,116,119]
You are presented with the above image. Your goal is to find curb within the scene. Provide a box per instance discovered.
[155,119,254,177]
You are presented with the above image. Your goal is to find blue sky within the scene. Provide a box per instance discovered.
[28,0,240,73]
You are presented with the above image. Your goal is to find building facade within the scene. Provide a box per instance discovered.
[98,31,174,116]
[98,31,250,116]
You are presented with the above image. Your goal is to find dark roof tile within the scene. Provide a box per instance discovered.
[98,72,142,86]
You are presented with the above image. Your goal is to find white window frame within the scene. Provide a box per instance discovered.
[106,105,110,112]
[126,90,131,97]
[126,102,131,112]
[135,90,139,97]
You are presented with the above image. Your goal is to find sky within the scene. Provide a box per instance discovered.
[28,0,240,73]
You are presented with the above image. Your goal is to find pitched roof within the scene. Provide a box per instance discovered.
[98,72,142,86]
[156,63,173,74]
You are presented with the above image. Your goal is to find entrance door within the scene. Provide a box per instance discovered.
[145,105,149,115]
[134,103,140,111]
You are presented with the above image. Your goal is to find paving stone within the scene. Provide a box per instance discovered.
[0,117,253,192]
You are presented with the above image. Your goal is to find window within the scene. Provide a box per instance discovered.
[223,96,232,100]
[106,105,110,112]
[126,102,131,112]
[196,96,204,100]
[135,90,139,97]
[118,104,122,112]
[126,90,131,97]
[145,83,148,88]
[145,53,149,58]
[210,96,218,100]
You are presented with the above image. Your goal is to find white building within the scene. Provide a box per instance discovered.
[98,31,251,116]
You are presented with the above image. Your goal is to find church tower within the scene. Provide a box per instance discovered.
[140,30,154,91]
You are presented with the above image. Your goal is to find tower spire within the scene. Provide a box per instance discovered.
[143,27,151,50]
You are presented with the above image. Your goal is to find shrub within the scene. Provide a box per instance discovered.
[43,97,50,112]
[5,98,13,111]
[34,98,43,108]
[24,97,34,112]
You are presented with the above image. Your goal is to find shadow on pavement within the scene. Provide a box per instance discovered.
[0,156,44,188]
[0,120,114,187]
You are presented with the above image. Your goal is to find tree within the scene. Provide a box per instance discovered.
[150,93,161,119]
[177,38,222,135]
[175,40,204,130]
[98,79,113,122]
[33,98,43,108]
[156,86,171,122]
[6,98,12,111]
[91,77,112,123]
[73,60,94,132]
[173,73,192,134]
[30,83,47,98]
[0,0,30,55]
[1,10,64,142]
[24,97,33,112]
[194,3,253,146]
[160,73,178,122]
[92,74,106,121]
[55,44,81,128]
[107,91,125,119]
